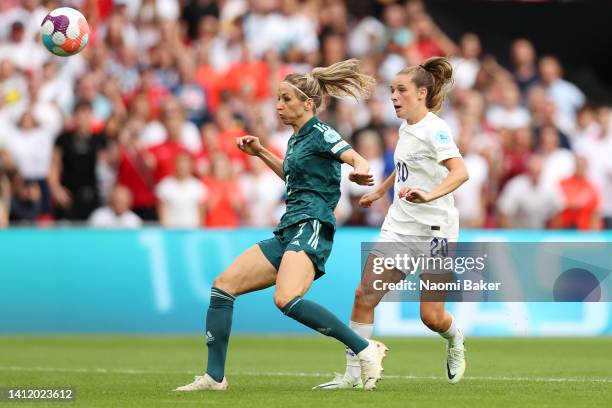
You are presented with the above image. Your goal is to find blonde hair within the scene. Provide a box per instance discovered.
[399,57,454,112]
[283,59,376,113]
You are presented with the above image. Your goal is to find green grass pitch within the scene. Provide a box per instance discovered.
[1,336,611,407]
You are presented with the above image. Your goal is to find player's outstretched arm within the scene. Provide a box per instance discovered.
[339,149,374,186]
[399,157,469,203]
[359,170,396,208]
[236,135,284,180]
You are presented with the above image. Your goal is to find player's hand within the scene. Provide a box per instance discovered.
[359,190,383,208]
[349,171,374,186]
[399,187,431,203]
[236,135,263,156]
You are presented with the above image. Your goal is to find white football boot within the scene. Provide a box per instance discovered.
[446,333,466,384]
[312,372,363,389]
[174,374,229,391]
[357,340,389,391]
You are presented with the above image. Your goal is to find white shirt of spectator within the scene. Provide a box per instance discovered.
[575,134,612,217]
[140,121,202,153]
[155,176,207,228]
[348,17,386,58]
[7,127,55,180]
[239,170,285,227]
[451,57,480,90]
[243,12,286,58]
[546,79,585,126]
[498,175,562,229]
[486,104,530,130]
[5,104,62,180]
[382,112,462,239]
[88,207,143,228]
[540,148,575,194]
[453,153,488,224]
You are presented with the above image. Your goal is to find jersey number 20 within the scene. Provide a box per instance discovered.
[396,162,408,182]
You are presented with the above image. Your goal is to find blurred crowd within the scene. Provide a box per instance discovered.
[0,0,610,230]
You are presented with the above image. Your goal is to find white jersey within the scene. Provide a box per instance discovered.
[382,112,462,239]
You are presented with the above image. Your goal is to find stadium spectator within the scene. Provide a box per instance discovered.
[341,130,386,226]
[0,20,48,73]
[238,155,285,227]
[500,127,533,188]
[454,122,489,228]
[174,56,209,127]
[146,114,192,184]
[181,0,219,41]
[538,55,585,127]
[574,106,612,228]
[498,155,562,229]
[88,184,142,228]
[212,105,248,171]
[551,154,602,230]
[0,59,28,125]
[74,73,112,129]
[9,178,42,222]
[202,153,244,228]
[410,13,457,61]
[116,119,158,220]
[0,0,48,42]
[141,96,202,153]
[223,44,271,101]
[510,38,539,94]
[486,82,530,130]
[156,153,206,228]
[451,33,481,90]
[538,125,575,192]
[5,106,60,215]
[50,101,107,221]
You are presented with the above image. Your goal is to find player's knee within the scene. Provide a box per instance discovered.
[212,275,237,297]
[273,291,293,310]
[420,309,445,331]
[354,284,379,310]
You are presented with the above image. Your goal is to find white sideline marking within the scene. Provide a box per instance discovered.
[1,366,612,384]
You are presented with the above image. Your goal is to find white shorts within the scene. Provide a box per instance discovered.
[369,229,457,275]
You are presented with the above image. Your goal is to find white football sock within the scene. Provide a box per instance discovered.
[346,321,374,379]
[439,314,463,346]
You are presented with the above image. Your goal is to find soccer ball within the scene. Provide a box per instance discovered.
[40,7,89,57]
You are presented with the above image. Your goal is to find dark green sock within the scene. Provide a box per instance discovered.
[205,287,235,382]
[282,296,369,354]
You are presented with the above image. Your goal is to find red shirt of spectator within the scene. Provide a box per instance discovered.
[117,146,157,209]
[147,117,190,183]
[554,156,601,230]
[214,106,249,170]
[202,154,244,228]
[196,63,223,112]
[223,48,270,100]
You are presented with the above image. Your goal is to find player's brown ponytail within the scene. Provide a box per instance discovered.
[399,57,454,112]
[283,59,376,113]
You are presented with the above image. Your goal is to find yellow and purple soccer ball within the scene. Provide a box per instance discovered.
[40,7,90,57]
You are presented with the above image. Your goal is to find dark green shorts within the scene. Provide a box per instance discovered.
[258,219,334,280]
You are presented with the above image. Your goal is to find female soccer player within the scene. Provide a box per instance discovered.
[176,59,388,392]
[315,57,469,389]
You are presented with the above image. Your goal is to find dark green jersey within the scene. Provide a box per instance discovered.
[276,116,352,232]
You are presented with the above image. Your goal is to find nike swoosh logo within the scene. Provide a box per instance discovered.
[447,362,455,380]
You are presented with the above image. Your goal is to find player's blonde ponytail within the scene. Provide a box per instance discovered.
[283,59,376,113]
[399,57,454,112]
